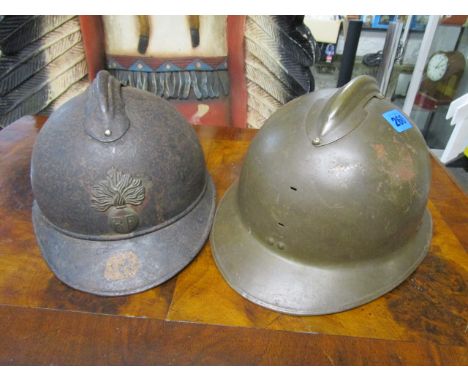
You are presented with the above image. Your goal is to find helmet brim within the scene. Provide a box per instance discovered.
[211,181,432,315]
[32,176,216,296]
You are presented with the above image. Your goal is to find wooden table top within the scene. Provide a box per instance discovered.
[0,116,467,365]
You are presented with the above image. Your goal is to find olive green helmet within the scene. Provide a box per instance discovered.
[211,75,432,315]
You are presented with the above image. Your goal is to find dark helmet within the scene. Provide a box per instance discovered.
[211,75,432,315]
[31,70,215,296]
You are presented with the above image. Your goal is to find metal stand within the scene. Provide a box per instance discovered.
[376,20,404,96]
[337,20,363,87]
[403,16,441,115]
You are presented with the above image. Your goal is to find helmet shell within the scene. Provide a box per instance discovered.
[211,75,432,315]
[31,71,215,295]
[238,79,430,265]
[32,71,207,240]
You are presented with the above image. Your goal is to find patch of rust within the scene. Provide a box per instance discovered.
[395,151,416,182]
[374,142,419,202]
[372,143,386,160]
[104,250,140,281]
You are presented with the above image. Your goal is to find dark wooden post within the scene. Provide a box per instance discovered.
[79,16,106,80]
[227,16,247,128]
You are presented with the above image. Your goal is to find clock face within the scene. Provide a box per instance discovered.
[427,53,449,81]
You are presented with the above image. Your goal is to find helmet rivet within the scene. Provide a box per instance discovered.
[277,241,285,250]
[312,137,321,145]
[267,236,275,245]
[104,129,112,137]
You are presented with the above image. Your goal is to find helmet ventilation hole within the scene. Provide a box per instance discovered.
[290,186,297,191]
[278,222,285,227]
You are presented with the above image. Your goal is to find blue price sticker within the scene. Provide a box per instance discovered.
[382,109,412,133]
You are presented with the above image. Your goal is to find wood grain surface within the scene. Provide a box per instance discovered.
[0,116,466,365]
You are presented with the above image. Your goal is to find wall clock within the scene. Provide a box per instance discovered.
[416,50,465,109]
